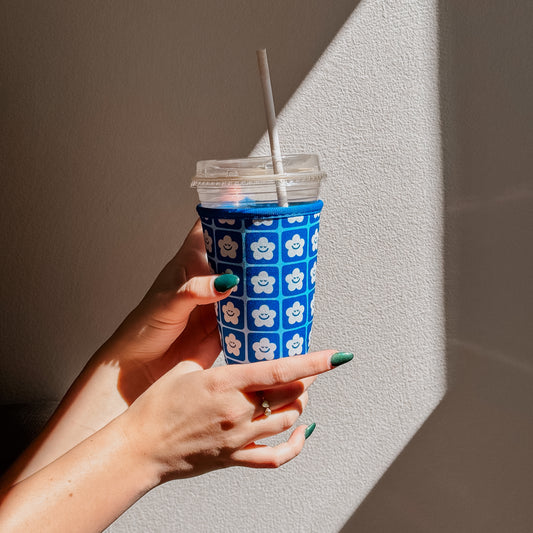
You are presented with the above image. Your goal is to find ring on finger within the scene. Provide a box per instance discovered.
[257,392,272,417]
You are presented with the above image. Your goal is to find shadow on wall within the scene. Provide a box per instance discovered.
[341,2,533,532]
[0,1,359,470]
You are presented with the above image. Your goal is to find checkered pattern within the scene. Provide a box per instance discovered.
[198,203,322,364]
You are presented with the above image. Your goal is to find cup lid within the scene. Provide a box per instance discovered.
[191,154,325,186]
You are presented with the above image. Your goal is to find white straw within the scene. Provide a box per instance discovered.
[256,49,288,207]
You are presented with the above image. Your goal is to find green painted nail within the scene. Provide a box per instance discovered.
[305,423,316,439]
[330,352,354,367]
[214,274,240,293]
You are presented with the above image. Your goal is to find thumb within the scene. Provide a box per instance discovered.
[171,273,240,319]
[148,273,239,334]
[113,273,239,358]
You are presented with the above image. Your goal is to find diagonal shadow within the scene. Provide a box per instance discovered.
[0,0,360,471]
[341,2,533,531]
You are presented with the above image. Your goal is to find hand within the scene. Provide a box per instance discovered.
[3,219,239,486]
[101,220,235,404]
[123,349,351,480]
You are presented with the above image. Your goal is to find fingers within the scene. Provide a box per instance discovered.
[146,274,239,333]
[231,425,308,469]
[166,304,221,370]
[179,219,204,254]
[113,273,237,361]
[249,392,308,442]
[173,273,239,313]
[148,220,210,294]
[249,377,316,418]
[230,350,353,392]
[171,328,222,376]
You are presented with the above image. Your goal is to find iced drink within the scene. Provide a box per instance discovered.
[192,154,325,364]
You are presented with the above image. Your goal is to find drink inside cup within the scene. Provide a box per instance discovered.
[192,154,325,364]
[192,154,324,208]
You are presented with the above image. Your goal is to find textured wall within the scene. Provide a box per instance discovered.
[342,2,533,531]
[115,1,445,530]
[1,1,445,532]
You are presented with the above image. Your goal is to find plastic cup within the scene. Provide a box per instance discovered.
[191,154,325,364]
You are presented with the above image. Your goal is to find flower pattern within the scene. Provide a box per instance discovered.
[285,267,304,292]
[250,236,275,261]
[287,216,304,224]
[286,301,305,324]
[225,333,241,356]
[222,301,240,325]
[251,271,276,294]
[252,338,277,360]
[251,304,276,328]
[203,230,213,253]
[310,262,317,284]
[199,205,321,361]
[285,234,305,258]
[218,235,238,259]
[286,333,304,356]
[311,228,319,252]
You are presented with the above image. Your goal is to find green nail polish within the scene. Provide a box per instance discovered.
[214,274,240,293]
[330,352,354,367]
[305,423,316,439]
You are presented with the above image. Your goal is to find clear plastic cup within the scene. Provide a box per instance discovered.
[191,154,325,208]
[191,154,326,364]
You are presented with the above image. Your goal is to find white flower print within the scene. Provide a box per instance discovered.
[310,262,317,284]
[287,216,304,224]
[225,333,241,356]
[310,295,315,317]
[218,235,238,259]
[285,234,305,258]
[286,301,305,325]
[218,219,235,225]
[203,230,213,253]
[286,333,304,356]
[222,301,240,325]
[250,271,276,294]
[252,338,277,361]
[250,236,275,261]
[252,219,273,226]
[313,213,320,219]
[311,229,319,252]
[285,267,304,292]
[251,304,276,328]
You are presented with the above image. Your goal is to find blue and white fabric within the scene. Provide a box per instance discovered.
[197,200,323,365]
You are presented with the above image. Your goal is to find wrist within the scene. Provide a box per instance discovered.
[112,411,163,492]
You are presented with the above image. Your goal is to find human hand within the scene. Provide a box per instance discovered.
[122,349,353,480]
[101,220,238,403]
[0,349,353,533]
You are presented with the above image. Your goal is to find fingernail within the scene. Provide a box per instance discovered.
[330,352,354,367]
[305,423,316,439]
[214,273,240,293]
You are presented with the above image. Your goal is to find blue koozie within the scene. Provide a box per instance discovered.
[197,200,323,364]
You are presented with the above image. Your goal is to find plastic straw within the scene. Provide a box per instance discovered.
[256,49,288,207]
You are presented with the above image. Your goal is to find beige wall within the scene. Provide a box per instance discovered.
[2,1,530,532]
[342,2,533,531]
